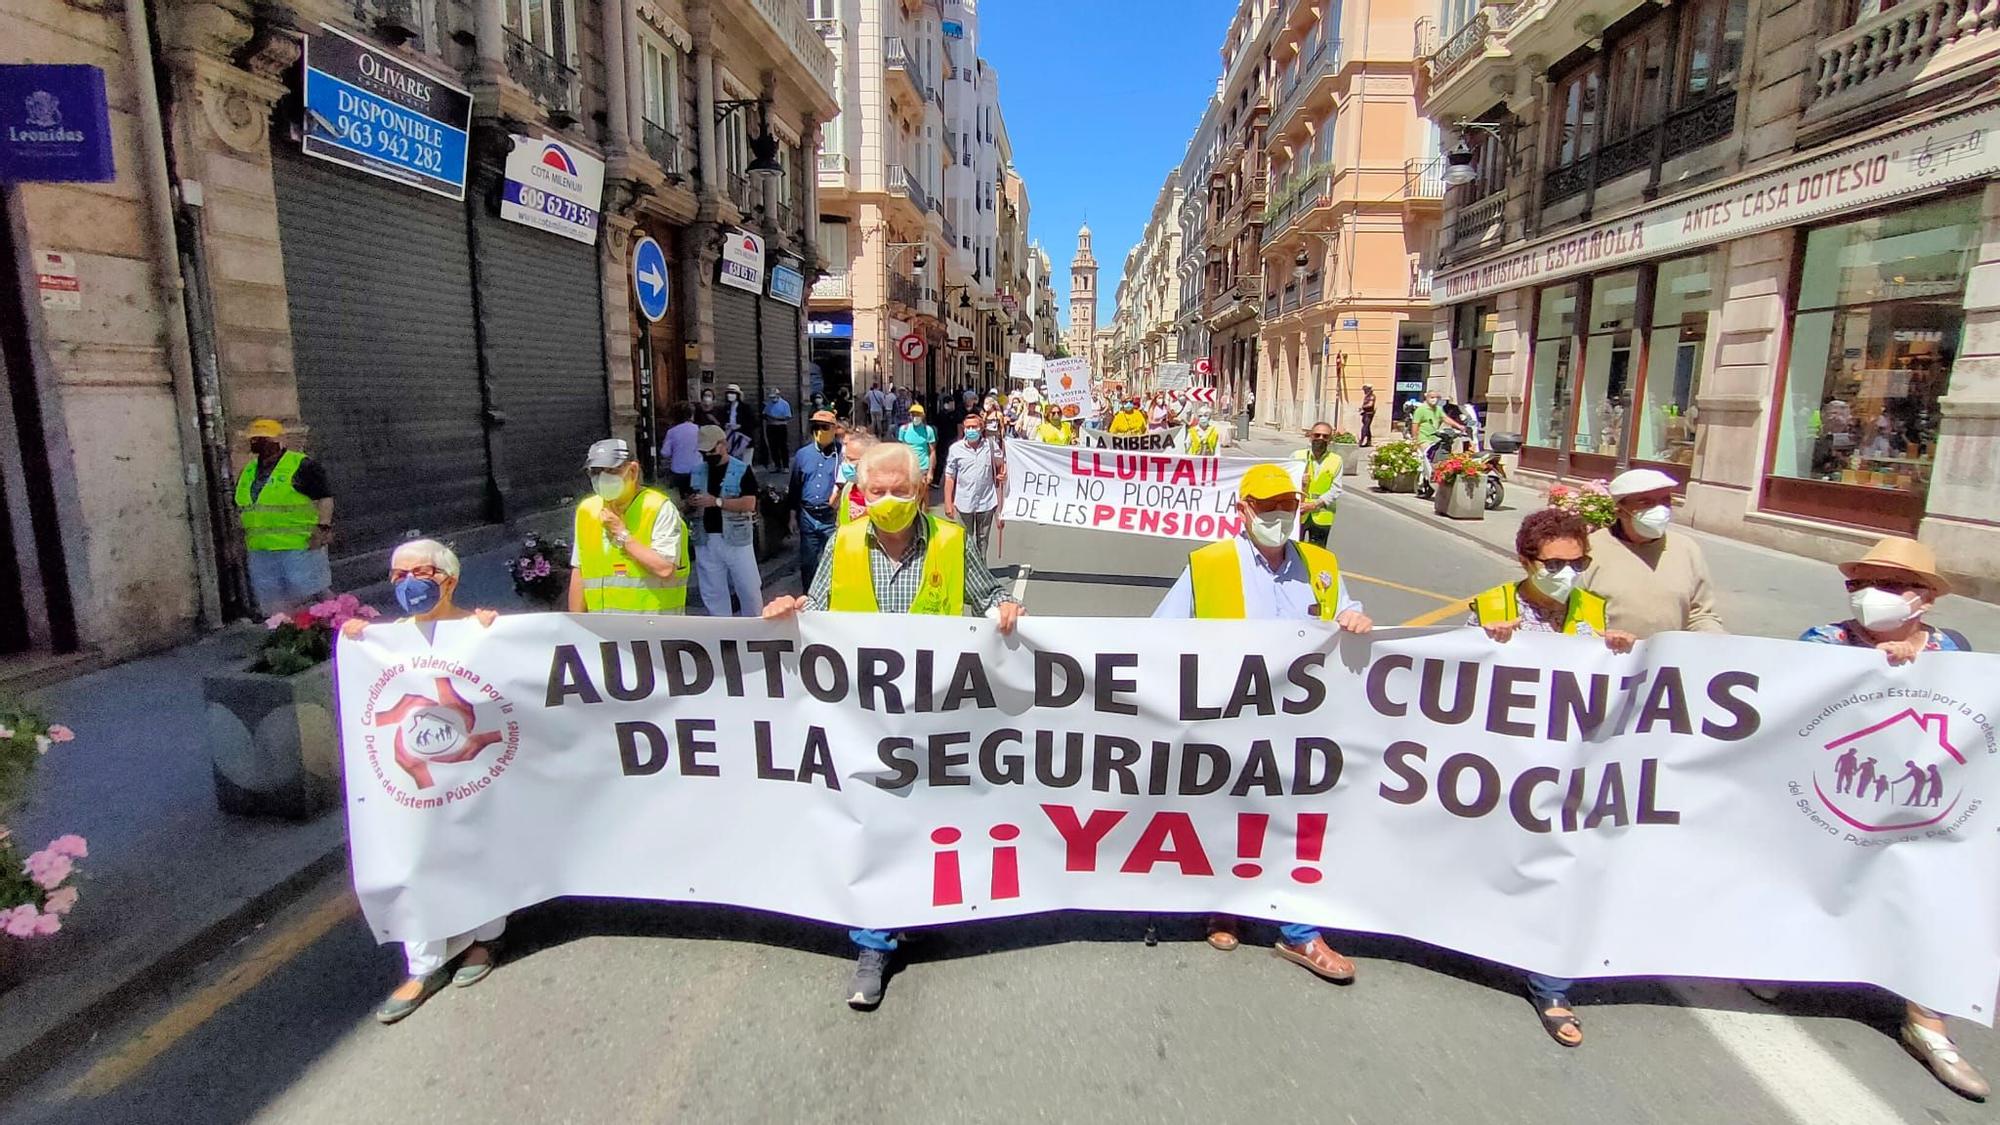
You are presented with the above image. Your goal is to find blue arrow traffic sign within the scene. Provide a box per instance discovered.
[632,236,669,322]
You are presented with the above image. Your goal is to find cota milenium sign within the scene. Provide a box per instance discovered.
[300,25,471,200]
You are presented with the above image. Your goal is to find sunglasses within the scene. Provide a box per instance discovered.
[1534,557,1590,573]
[1844,578,1926,595]
[391,565,442,581]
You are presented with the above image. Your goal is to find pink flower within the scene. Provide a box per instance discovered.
[307,599,341,620]
[43,886,78,916]
[31,909,60,935]
[335,593,363,613]
[264,613,289,630]
[45,724,73,744]
[48,834,87,859]
[358,606,382,620]
[24,849,73,890]
[0,905,40,939]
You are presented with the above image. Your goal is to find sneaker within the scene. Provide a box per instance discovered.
[847,947,890,1010]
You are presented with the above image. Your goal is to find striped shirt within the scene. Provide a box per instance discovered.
[802,515,1016,614]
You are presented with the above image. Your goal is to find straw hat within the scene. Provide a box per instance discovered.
[1839,536,1951,595]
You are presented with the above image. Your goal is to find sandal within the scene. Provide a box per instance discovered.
[1533,995,1583,1047]
[1205,915,1240,952]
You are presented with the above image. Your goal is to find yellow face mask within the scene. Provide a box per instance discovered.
[866,494,920,532]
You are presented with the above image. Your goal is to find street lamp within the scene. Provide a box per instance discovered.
[1442,121,1508,188]
[716,98,784,178]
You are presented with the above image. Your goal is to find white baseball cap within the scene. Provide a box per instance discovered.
[1607,468,1680,497]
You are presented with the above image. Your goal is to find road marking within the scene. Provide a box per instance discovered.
[1668,981,1909,1125]
[1343,570,1462,604]
[66,887,358,1099]
[1011,563,1032,603]
[1399,598,1472,627]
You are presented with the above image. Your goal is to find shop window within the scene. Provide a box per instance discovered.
[1635,253,1718,465]
[1529,283,1579,448]
[1770,194,1978,511]
[1573,269,1640,456]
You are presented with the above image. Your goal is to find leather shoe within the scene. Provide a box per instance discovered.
[1904,1021,1990,1100]
[1205,916,1239,951]
[1272,937,1356,983]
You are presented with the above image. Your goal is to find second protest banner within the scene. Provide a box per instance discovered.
[1004,440,1293,542]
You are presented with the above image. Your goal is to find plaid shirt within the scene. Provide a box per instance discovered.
[802,514,1016,614]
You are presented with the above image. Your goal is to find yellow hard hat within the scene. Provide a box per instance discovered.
[243,418,284,439]
[1240,463,1301,501]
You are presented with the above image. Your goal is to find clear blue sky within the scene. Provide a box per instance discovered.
[980,0,1235,328]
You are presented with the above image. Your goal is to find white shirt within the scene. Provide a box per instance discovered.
[570,495,686,567]
[1152,535,1362,620]
[944,438,1000,513]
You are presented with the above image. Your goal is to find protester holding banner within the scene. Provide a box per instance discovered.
[1581,469,1726,637]
[944,413,1004,563]
[1109,399,1149,436]
[1035,408,1071,446]
[568,439,688,614]
[1462,508,1636,1047]
[1151,462,1371,980]
[1791,535,1986,1099]
[339,538,505,1024]
[1293,423,1343,547]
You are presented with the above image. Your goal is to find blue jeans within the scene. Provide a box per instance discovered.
[851,929,898,952]
[797,508,835,587]
[1278,923,1321,946]
[1528,973,1574,1003]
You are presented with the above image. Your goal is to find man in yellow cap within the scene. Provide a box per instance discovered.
[235,418,335,614]
[897,402,938,487]
[1152,461,1371,984]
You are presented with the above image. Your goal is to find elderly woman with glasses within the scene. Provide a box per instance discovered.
[340,537,503,1025]
[1465,507,1636,1048]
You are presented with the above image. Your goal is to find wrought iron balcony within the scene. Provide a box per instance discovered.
[1273,35,1340,129]
[504,31,579,126]
[884,36,924,100]
[729,170,757,214]
[643,120,681,174]
[353,0,421,47]
[888,272,922,310]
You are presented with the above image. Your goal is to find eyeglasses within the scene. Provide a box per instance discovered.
[1845,578,1926,595]
[391,565,442,581]
[1534,557,1589,574]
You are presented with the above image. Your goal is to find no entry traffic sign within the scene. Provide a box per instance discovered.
[896,333,927,362]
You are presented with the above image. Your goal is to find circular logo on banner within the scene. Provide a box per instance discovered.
[897,333,928,362]
[363,662,521,809]
[1787,690,1994,845]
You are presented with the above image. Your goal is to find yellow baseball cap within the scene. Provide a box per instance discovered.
[243,418,284,439]
[1240,463,1301,501]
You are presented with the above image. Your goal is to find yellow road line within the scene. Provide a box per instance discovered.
[1342,570,1462,604]
[67,888,359,1099]
[1399,597,1474,627]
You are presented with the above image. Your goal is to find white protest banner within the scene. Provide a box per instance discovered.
[1044,357,1092,413]
[1003,440,1284,541]
[1157,362,1192,391]
[1009,352,1045,383]
[340,615,2000,1020]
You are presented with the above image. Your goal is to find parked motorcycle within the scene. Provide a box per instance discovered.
[1417,432,1509,510]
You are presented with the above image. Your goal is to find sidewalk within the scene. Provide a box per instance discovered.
[1233,431,2000,647]
[0,523,805,1092]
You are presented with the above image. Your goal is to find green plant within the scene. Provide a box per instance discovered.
[1329,430,1358,444]
[1370,440,1422,482]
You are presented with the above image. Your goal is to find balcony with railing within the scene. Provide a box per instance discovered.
[817,151,848,187]
[1262,163,1332,237]
[811,269,851,301]
[504,31,580,125]
[643,120,682,174]
[888,272,922,311]
[1404,156,1444,203]
[1448,189,1507,256]
[1421,6,1522,120]
[886,163,930,215]
[884,36,924,102]
[1410,268,1434,299]
[353,0,422,47]
[748,0,838,104]
[1204,274,1261,326]
[1273,35,1340,131]
[729,171,757,214]
[942,215,959,250]
[1809,0,2000,122]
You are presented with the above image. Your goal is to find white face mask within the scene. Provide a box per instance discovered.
[1630,504,1672,540]
[1247,510,1291,549]
[593,472,627,501]
[1529,564,1577,603]
[1850,586,1919,631]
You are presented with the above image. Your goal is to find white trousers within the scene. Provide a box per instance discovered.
[404,916,506,977]
[696,539,765,616]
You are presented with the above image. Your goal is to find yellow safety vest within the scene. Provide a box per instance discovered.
[1188,539,1342,619]
[235,450,320,553]
[574,488,688,614]
[1470,582,1607,635]
[834,483,860,527]
[1292,447,1342,527]
[1188,425,1219,455]
[828,515,966,615]
[1036,422,1070,446]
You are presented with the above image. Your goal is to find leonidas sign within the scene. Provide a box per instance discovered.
[1434,102,2000,304]
[339,615,2000,1020]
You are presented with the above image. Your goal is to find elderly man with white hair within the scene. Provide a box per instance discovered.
[1579,468,1725,637]
[763,441,1023,1011]
[340,538,505,1024]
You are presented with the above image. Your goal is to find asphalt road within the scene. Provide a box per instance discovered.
[6,496,1995,1125]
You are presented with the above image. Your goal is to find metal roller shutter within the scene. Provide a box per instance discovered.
[271,144,489,554]
[713,285,758,394]
[471,206,609,516]
[759,298,801,403]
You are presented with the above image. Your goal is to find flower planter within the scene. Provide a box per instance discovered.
[202,661,339,819]
[1332,441,1360,477]
[1434,476,1485,520]
[1376,471,1418,494]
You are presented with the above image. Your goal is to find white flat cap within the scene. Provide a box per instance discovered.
[1607,467,1681,497]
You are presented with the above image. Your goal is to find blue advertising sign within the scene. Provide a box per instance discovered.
[0,65,114,183]
[301,25,471,200]
[769,264,805,307]
[808,311,853,338]
[632,236,669,322]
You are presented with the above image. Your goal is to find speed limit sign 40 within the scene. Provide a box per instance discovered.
[896,333,928,362]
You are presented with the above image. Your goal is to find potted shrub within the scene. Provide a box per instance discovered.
[1547,479,1618,529]
[1328,430,1361,476]
[202,594,378,819]
[1432,452,1486,520]
[509,533,571,608]
[0,701,87,988]
[1370,440,1421,493]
